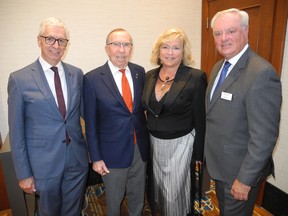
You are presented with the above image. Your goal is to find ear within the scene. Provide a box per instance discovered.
[244,26,249,40]
[105,45,110,56]
[37,36,41,47]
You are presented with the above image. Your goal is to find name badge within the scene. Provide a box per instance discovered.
[221,92,232,101]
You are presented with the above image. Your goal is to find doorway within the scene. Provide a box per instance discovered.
[201,0,287,79]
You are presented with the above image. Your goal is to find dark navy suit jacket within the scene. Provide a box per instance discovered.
[83,62,149,168]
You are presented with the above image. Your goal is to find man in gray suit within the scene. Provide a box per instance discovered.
[8,17,88,216]
[205,8,282,216]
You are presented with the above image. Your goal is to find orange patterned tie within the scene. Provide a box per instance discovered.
[119,69,133,112]
[119,69,136,144]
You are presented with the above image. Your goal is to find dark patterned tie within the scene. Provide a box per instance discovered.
[51,66,66,118]
[51,67,70,144]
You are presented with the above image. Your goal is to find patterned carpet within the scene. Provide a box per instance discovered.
[80,180,272,216]
[80,164,272,216]
[81,181,215,216]
[81,183,152,216]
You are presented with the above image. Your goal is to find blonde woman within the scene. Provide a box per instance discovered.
[142,28,207,216]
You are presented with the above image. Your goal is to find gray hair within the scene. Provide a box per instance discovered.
[39,17,70,39]
[211,8,249,31]
[105,28,133,45]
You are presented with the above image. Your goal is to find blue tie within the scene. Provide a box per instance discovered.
[214,61,231,92]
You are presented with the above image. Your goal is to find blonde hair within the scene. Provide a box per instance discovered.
[150,28,194,66]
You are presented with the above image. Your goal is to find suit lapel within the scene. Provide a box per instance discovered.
[63,63,73,119]
[163,65,192,108]
[207,47,251,112]
[145,65,192,115]
[144,68,159,108]
[100,62,129,111]
[129,63,140,111]
[206,60,224,110]
[207,61,223,97]
[30,60,61,118]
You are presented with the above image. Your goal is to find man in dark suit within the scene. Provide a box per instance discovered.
[8,17,88,216]
[83,28,149,216]
[205,8,282,216]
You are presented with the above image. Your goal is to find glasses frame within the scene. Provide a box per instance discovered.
[39,35,69,47]
[106,41,133,48]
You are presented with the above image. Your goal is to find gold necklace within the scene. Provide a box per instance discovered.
[158,76,174,89]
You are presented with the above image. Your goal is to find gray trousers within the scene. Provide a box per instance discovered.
[102,144,147,216]
[35,144,88,216]
[215,179,261,216]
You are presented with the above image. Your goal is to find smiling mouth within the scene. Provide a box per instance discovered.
[164,56,175,59]
[50,49,60,54]
[116,56,127,60]
[221,43,231,48]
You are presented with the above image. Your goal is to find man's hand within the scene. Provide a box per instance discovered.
[231,179,251,201]
[19,177,36,194]
[93,160,110,176]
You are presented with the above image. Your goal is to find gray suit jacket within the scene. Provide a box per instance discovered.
[205,47,282,187]
[8,59,88,180]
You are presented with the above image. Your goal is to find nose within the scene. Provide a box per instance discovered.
[119,45,125,52]
[167,47,175,54]
[221,32,228,41]
[52,41,60,48]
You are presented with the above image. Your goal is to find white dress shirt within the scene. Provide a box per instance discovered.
[210,44,249,100]
[108,60,134,101]
[39,57,68,109]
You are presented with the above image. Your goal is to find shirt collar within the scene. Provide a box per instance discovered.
[39,56,64,71]
[225,44,249,66]
[108,60,129,76]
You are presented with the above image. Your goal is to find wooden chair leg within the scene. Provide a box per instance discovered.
[256,179,266,206]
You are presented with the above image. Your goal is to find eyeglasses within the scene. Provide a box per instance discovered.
[106,41,133,48]
[39,35,69,47]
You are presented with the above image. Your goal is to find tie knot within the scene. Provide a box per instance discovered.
[224,61,231,69]
[51,66,58,73]
[119,69,126,74]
